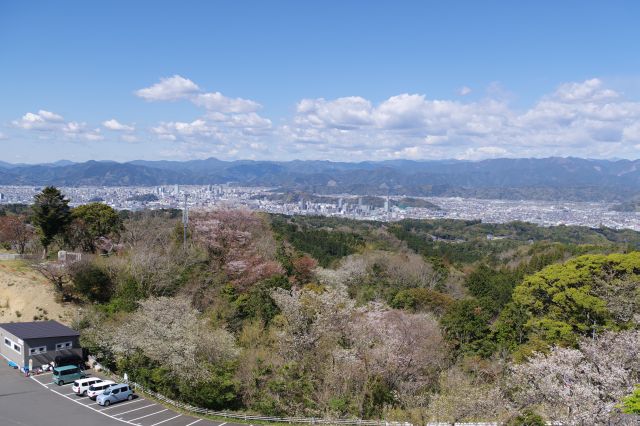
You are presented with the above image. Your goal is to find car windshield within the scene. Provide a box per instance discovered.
[102,389,111,395]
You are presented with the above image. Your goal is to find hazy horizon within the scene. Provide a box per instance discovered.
[1,155,639,166]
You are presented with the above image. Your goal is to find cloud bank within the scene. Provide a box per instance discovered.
[10,77,640,161]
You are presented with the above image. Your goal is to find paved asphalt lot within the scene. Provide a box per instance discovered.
[0,361,245,426]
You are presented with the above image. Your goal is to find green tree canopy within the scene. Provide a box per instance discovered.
[621,386,640,414]
[32,186,71,257]
[495,252,640,355]
[70,202,122,252]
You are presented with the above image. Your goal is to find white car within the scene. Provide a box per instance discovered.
[87,380,116,400]
[72,377,104,396]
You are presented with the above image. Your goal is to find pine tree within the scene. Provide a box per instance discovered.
[32,186,71,258]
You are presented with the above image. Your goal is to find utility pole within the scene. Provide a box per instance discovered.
[182,193,189,250]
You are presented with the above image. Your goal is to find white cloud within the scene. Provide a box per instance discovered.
[12,110,103,141]
[11,77,640,161]
[13,110,64,130]
[461,146,509,160]
[136,75,264,116]
[62,122,103,141]
[135,75,200,101]
[194,92,261,113]
[295,97,374,129]
[553,78,619,103]
[457,86,472,96]
[0,132,7,140]
[103,119,135,132]
[280,78,640,160]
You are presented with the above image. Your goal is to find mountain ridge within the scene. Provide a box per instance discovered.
[1,157,640,202]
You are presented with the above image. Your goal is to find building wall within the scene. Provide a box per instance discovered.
[0,328,26,367]
[24,336,82,369]
[1,327,82,369]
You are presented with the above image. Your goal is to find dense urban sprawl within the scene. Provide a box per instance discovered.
[0,184,638,231]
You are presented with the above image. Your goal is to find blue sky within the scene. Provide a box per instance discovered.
[2,0,640,163]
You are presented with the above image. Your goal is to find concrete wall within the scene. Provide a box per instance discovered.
[0,253,25,261]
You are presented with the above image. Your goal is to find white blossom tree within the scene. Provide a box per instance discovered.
[104,297,239,381]
[510,330,640,423]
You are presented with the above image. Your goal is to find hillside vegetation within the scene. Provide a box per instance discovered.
[2,193,639,424]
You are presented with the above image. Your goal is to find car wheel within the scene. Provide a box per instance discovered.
[83,390,87,396]
[57,381,62,386]
[127,394,133,401]
[104,400,110,407]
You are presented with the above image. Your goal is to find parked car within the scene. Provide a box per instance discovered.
[72,377,104,396]
[52,365,86,386]
[96,384,134,406]
[87,380,115,400]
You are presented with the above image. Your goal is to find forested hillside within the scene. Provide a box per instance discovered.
[2,195,639,424]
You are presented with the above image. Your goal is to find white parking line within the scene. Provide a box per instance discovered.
[129,408,168,422]
[150,414,181,426]
[30,374,211,426]
[219,422,227,426]
[100,399,144,410]
[30,376,142,426]
[112,403,156,416]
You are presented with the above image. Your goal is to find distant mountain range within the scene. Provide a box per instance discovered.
[1,157,640,202]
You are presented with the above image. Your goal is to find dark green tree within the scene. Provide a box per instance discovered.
[70,202,122,252]
[32,186,71,258]
[441,299,492,353]
[69,261,114,303]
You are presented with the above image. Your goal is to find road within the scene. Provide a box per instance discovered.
[0,360,245,426]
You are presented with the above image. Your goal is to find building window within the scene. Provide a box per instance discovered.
[4,337,20,353]
[29,346,47,355]
[55,341,72,351]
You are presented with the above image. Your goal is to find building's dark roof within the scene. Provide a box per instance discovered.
[0,321,79,340]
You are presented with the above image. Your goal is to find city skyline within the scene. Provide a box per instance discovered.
[2,1,640,163]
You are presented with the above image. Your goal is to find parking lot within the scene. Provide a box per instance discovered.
[1,359,244,426]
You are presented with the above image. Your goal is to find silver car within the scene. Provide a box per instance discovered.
[96,384,134,406]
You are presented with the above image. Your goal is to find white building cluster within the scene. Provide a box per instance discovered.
[0,185,638,231]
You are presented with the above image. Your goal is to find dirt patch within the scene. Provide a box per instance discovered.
[0,260,75,324]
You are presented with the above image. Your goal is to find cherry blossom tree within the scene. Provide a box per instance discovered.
[510,330,640,423]
[191,210,283,290]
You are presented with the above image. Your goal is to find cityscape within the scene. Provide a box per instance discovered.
[1,184,638,231]
[2,2,640,424]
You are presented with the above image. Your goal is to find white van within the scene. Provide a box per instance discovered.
[72,377,104,396]
[87,380,115,400]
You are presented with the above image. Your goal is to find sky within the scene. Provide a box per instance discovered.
[2,0,640,163]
